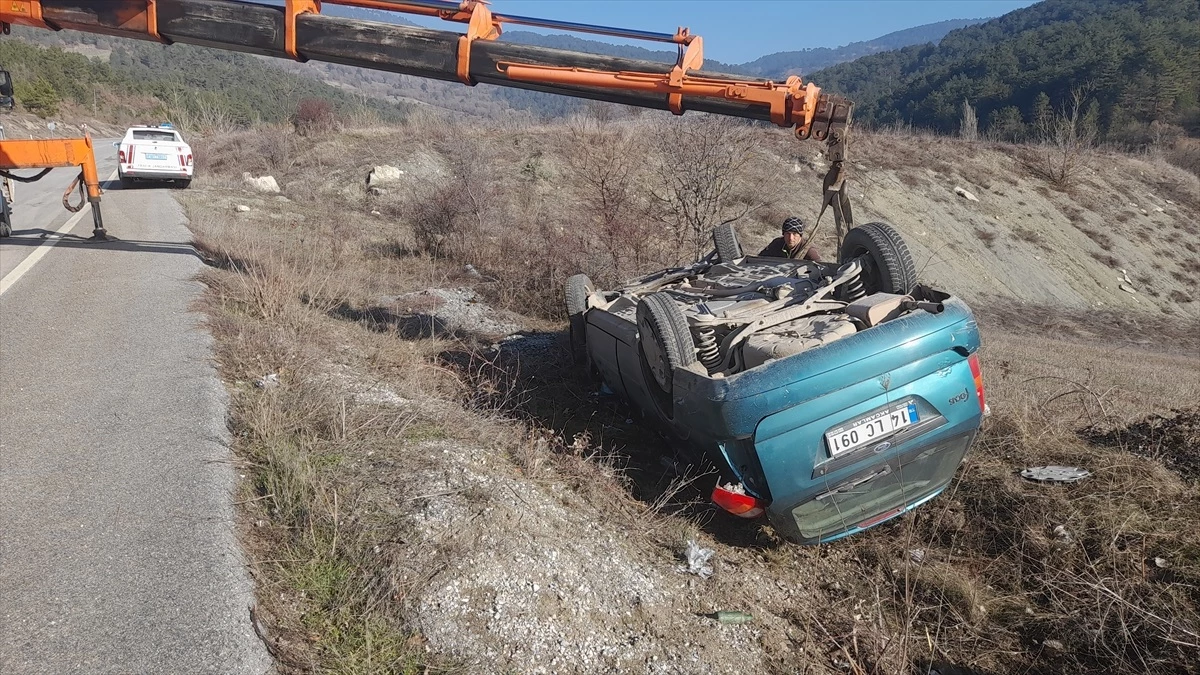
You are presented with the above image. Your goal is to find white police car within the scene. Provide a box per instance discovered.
[115,123,194,188]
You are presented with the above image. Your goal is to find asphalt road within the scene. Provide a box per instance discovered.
[0,144,271,673]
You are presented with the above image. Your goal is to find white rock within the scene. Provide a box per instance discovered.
[242,172,280,193]
[235,204,251,213]
[954,186,979,202]
[1120,284,1137,294]
[370,210,382,216]
[368,165,404,187]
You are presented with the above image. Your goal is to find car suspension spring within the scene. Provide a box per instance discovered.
[695,326,722,372]
[844,269,866,302]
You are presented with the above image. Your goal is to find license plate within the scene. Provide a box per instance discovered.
[143,152,169,161]
[825,402,918,456]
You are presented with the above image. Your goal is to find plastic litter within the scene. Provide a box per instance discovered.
[681,539,714,578]
[1020,466,1091,483]
[714,611,753,624]
[254,373,280,389]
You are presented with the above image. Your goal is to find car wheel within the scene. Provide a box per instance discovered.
[176,179,192,189]
[839,222,917,295]
[119,176,133,189]
[712,222,743,263]
[565,273,594,364]
[637,292,696,419]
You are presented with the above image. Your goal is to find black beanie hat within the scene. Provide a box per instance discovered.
[782,217,805,235]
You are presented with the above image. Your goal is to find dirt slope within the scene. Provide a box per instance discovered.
[833,133,1199,317]
[184,118,1200,674]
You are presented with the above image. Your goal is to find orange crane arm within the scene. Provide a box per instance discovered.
[0,135,106,238]
[0,0,851,150]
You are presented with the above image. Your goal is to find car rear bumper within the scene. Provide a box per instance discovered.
[120,168,193,180]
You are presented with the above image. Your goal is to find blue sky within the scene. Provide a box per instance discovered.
[403,1,1041,64]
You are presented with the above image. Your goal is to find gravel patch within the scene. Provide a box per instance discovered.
[386,287,526,337]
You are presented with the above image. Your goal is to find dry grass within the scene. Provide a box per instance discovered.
[180,116,1200,674]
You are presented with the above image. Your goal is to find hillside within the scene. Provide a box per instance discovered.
[810,0,1200,145]
[738,18,983,78]
[0,27,407,127]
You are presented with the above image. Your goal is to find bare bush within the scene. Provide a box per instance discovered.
[409,181,468,257]
[409,142,492,258]
[292,97,338,136]
[158,89,240,135]
[1165,137,1200,179]
[649,115,760,260]
[564,119,653,281]
[194,126,300,177]
[1026,87,1097,190]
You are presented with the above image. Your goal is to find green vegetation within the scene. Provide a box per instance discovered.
[810,0,1200,146]
[0,27,407,128]
[12,76,62,117]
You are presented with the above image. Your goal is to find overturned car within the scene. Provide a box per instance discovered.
[566,222,986,544]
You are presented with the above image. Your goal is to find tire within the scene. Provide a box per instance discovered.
[119,175,133,189]
[0,193,11,238]
[712,222,743,263]
[636,292,696,419]
[839,222,918,295]
[565,274,594,364]
[176,179,192,189]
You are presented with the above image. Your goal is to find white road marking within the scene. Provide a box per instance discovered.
[0,169,118,296]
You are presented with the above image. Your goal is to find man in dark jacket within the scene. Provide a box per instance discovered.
[759,216,823,261]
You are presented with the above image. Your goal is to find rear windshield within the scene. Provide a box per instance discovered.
[130,130,179,142]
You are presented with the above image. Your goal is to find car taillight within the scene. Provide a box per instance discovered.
[118,149,126,163]
[968,353,986,415]
[712,482,766,519]
[186,154,193,166]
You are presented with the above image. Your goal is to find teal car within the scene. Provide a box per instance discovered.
[566,222,986,544]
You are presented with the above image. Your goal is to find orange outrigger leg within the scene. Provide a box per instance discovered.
[0,133,107,239]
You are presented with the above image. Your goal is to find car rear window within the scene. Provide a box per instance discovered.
[130,130,178,142]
